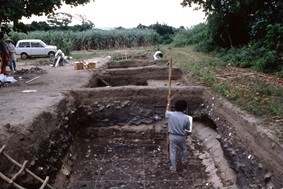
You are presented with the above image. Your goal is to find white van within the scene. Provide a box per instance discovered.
[15,39,57,59]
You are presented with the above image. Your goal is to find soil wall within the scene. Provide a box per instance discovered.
[201,91,283,188]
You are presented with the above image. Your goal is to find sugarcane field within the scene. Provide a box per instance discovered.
[0,47,282,189]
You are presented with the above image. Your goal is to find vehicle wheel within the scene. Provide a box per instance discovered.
[21,53,28,60]
[48,51,55,58]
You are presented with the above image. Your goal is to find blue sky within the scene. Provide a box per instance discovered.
[21,0,206,29]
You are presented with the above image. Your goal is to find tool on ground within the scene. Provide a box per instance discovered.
[166,46,173,159]
[26,76,40,84]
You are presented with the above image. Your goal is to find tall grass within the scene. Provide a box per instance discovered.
[9,29,158,55]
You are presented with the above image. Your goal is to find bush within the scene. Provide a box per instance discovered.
[252,49,277,72]
[213,41,280,74]
[173,31,191,47]
[173,23,208,48]
[195,37,215,53]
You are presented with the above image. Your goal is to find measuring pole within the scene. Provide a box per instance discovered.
[168,47,173,98]
[166,46,173,159]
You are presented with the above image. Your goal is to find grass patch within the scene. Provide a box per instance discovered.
[167,46,220,86]
[212,82,240,100]
[166,45,283,122]
[241,79,283,119]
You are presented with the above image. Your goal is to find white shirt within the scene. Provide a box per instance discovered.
[165,111,190,136]
[55,49,65,58]
[153,51,163,60]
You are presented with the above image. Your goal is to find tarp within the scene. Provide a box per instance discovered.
[0,74,17,83]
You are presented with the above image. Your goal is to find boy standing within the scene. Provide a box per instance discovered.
[165,96,190,173]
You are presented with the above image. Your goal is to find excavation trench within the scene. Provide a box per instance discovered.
[0,63,282,189]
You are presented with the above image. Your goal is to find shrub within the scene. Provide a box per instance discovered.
[173,23,208,48]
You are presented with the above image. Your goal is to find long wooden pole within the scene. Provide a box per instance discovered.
[168,47,173,99]
[167,46,173,159]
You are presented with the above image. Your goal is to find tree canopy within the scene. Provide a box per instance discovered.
[180,0,282,73]
[181,0,283,48]
[0,0,94,33]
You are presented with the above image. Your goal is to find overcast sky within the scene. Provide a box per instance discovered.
[22,0,206,29]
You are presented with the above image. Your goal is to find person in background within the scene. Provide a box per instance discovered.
[6,38,17,72]
[153,50,163,60]
[165,95,190,173]
[52,48,65,67]
[0,32,10,75]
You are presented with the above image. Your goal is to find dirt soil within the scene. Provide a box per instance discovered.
[1,54,281,146]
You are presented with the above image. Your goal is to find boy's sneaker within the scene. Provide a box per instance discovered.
[169,166,177,174]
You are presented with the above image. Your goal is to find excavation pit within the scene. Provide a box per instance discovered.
[50,87,232,189]
[0,60,282,189]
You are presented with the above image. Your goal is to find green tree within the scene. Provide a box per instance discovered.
[148,22,176,44]
[0,0,94,33]
[72,21,94,31]
[181,0,282,48]
[181,0,282,73]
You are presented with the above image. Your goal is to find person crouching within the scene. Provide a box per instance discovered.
[52,48,65,67]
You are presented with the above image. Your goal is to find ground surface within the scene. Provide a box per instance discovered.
[0,52,282,145]
[0,58,108,141]
[0,51,282,188]
[0,56,223,189]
